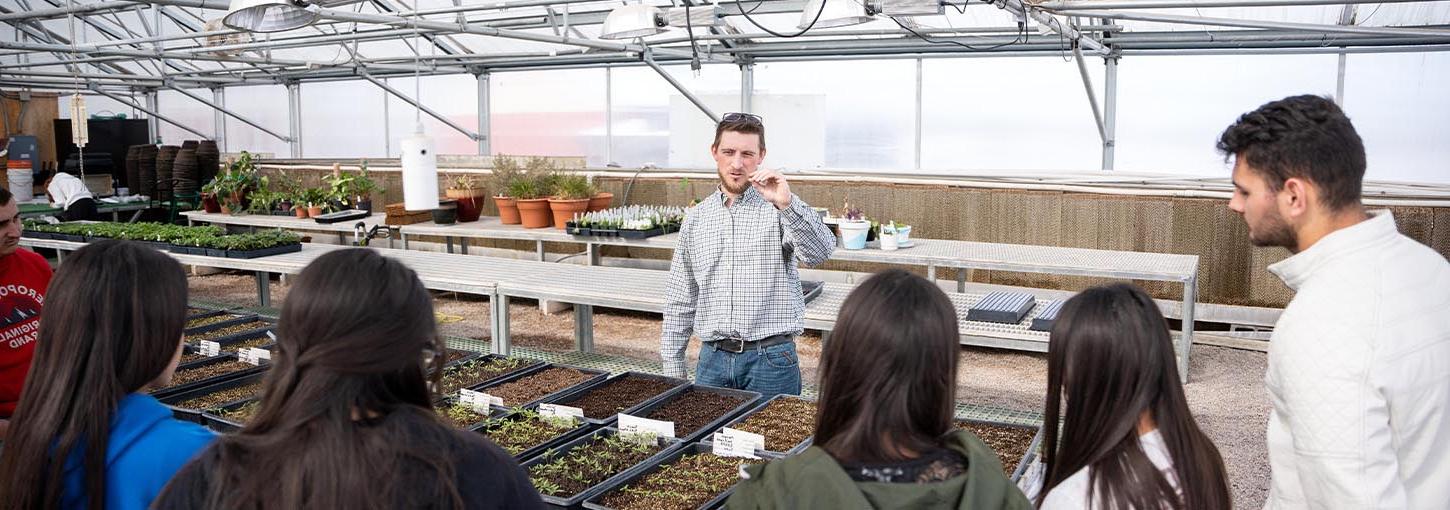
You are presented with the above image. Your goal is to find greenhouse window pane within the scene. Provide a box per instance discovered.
[1343,52,1450,184]
[753,60,915,171]
[382,74,478,156]
[222,84,291,158]
[490,68,606,165]
[610,64,740,169]
[157,89,219,145]
[302,80,387,158]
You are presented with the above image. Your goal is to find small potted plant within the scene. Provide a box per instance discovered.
[490,155,523,225]
[200,177,223,213]
[445,174,487,223]
[878,221,899,251]
[302,187,328,219]
[510,173,552,229]
[838,204,870,250]
[547,174,593,230]
[351,160,382,213]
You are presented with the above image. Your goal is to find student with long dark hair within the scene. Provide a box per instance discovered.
[729,269,1031,509]
[0,240,215,510]
[1036,284,1230,510]
[154,248,541,509]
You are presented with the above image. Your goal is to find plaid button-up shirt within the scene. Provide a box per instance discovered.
[660,186,836,378]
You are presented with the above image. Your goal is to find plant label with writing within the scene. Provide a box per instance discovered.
[240,347,270,366]
[618,413,674,445]
[459,389,502,414]
[538,403,583,427]
[199,340,221,357]
[713,427,764,459]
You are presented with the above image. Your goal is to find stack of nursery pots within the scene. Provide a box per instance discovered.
[195,140,220,186]
[173,144,200,198]
[123,146,140,193]
[444,175,487,223]
[136,144,157,198]
[155,145,180,201]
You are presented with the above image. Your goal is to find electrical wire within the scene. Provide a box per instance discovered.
[733,0,829,38]
[889,14,1026,52]
[685,4,701,70]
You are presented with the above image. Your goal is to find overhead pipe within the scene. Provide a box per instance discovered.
[1055,9,1450,38]
[1039,0,1429,9]
[358,73,483,141]
[642,49,720,124]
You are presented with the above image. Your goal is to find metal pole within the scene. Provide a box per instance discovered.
[144,89,160,141]
[287,81,302,157]
[740,62,754,113]
[359,73,483,141]
[1057,9,1450,39]
[477,70,490,155]
[1336,54,1347,106]
[169,85,292,142]
[1040,0,1426,9]
[383,83,392,156]
[643,51,720,124]
[1073,45,1108,142]
[96,86,209,140]
[1102,56,1118,170]
[605,66,612,164]
[211,87,224,147]
[914,57,922,170]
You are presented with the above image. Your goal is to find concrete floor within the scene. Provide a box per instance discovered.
[189,272,1271,507]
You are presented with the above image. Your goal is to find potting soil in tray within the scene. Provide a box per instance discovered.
[728,397,816,453]
[185,313,244,330]
[529,433,667,500]
[154,361,255,391]
[483,367,596,407]
[556,374,681,420]
[643,389,750,438]
[440,356,541,395]
[479,410,583,458]
[178,352,210,366]
[956,420,1038,475]
[594,450,760,510]
[217,400,261,424]
[186,321,273,342]
[174,382,263,411]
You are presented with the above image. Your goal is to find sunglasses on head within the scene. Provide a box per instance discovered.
[720,112,763,126]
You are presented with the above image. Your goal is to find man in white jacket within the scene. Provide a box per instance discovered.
[1218,95,1450,510]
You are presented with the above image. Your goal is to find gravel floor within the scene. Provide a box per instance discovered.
[189,271,1271,506]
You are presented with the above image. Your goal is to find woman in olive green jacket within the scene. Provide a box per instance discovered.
[727,269,1032,510]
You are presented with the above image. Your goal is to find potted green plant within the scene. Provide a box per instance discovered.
[879,220,899,251]
[510,173,552,229]
[200,177,223,213]
[350,163,382,213]
[547,174,593,230]
[490,155,523,225]
[839,205,870,250]
[445,174,486,223]
[301,187,328,219]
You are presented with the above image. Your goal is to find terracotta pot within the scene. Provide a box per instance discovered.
[220,204,232,215]
[495,196,520,225]
[445,188,487,200]
[515,198,552,228]
[547,198,590,230]
[294,207,308,218]
[201,194,222,213]
[454,195,483,222]
[307,206,324,218]
[587,192,614,212]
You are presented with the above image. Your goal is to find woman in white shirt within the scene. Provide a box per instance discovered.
[1037,284,1231,510]
[44,171,97,221]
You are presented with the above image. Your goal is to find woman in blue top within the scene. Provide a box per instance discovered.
[0,240,215,510]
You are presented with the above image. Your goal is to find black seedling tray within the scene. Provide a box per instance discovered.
[160,371,266,424]
[202,397,257,433]
[582,442,751,510]
[520,427,684,509]
[702,393,815,459]
[150,353,267,400]
[966,291,1036,324]
[223,243,302,259]
[313,209,370,224]
[621,383,761,444]
[801,280,824,305]
[1029,300,1065,332]
[184,313,259,336]
[543,371,690,426]
[472,362,609,411]
[485,410,595,462]
[957,417,1046,483]
[435,396,512,432]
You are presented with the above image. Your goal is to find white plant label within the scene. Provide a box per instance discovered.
[618,414,674,443]
[240,347,270,366]
[713,427,764,459]
[459,389,502,413]
[199,340,221,357]
[538,403,584,419]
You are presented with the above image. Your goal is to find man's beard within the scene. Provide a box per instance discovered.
[718,170,750,195]
[1249,209,1298,251]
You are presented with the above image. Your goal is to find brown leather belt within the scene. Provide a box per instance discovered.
[708,333,793,354]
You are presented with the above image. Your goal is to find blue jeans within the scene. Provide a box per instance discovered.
[695,339,802,399]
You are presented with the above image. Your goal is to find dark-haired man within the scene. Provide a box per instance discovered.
[660,113,836,398]
[0,186,53,437]
[1219,95,1450,509]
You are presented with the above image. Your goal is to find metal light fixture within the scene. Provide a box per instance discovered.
[799,0,876,29]
[601,4,667,40]
[223,0,318,33]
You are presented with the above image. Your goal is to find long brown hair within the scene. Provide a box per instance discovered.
[0,240,188,510]
[1039,283,1231,509]
[172,248,462,509]
[814,269,959,464]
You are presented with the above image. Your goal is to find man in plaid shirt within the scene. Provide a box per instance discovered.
[660,113,836,397]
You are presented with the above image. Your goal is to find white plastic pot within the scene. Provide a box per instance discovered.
[880,231,898,251]
[839,221,870,250]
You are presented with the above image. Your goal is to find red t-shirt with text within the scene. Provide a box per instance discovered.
[0,248,51,417]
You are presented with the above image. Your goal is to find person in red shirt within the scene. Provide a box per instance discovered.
[0,186,53,437]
